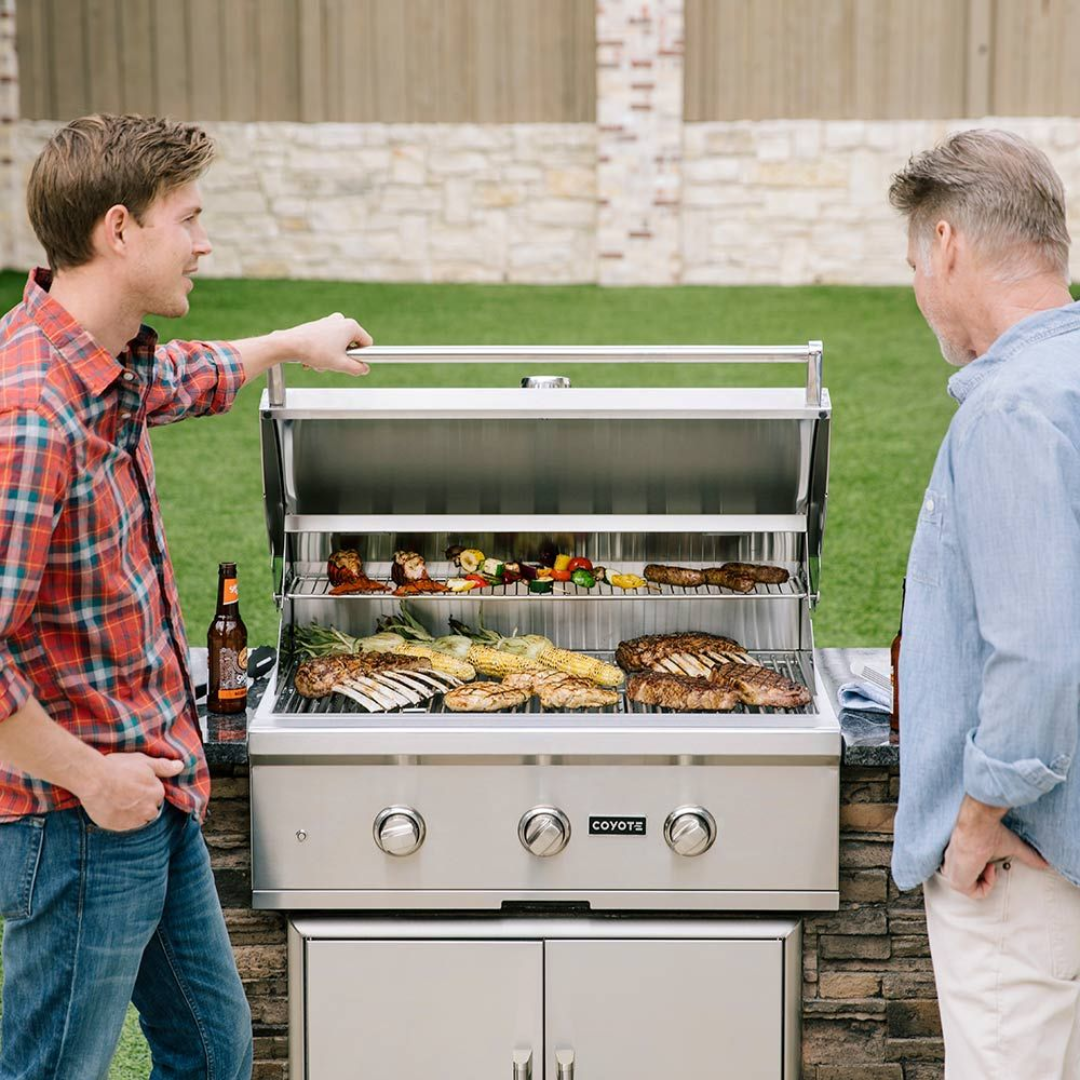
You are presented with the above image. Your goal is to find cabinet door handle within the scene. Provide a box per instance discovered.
[556,1048,575,1080]
[512,1049,533,1080]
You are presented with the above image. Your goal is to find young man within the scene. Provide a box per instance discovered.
[889,129,1080,1077]
[0,114,372,1078]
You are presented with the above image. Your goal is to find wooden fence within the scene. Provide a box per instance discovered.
[17,0,1080,123]
[16,0,596,122]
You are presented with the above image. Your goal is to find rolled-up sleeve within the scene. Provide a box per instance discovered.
[145,340,246,427]
[954,402,1080,807]
[0,409,69,721]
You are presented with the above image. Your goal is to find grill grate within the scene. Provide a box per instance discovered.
[286,570,806,602]
[271,651,814,718]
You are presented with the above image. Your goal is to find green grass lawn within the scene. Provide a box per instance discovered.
[0,270,961,651]
[0,271,957,1076]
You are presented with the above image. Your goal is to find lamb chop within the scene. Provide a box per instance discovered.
[294,652,459,711]
[443,683,530,712]
[626,673,739,711]
[615,632,756,676]
[708,663,811,708]
[502,670,619,710]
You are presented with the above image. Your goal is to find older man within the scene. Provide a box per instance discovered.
[889,129,1080,1077]
[0,114,371,1079]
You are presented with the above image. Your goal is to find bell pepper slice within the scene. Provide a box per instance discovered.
[567,557,593,573]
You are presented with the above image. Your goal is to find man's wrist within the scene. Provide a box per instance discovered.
[957,794,1008,827]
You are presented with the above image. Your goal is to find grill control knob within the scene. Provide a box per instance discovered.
[518,806,571,857]
[663,806,717,857]
[373,806,426,857]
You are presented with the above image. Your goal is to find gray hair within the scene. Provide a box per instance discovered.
[888,129,1070,280]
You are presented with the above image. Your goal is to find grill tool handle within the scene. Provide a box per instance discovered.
[266,342,824,407]
[556,1048,575,1080]
[512,1049,533,1080]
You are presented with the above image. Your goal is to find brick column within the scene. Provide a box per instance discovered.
[596,0,684,285]
[0,0,17,271]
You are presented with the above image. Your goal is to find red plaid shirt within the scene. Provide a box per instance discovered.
[0,269,246,821]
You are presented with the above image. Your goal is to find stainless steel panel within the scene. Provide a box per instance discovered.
[303,939,542,1079]
[283,413,813,518]
[545,939,783,1079]
[250,761,839,902]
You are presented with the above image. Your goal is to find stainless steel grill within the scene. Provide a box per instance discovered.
[249,346,839,1079]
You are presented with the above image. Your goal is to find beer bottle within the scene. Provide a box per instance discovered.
[890,578,905,734]
[207,562,248,714]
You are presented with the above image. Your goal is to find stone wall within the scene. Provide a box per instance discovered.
[204,760,942,1080]
[11,114,1080,287]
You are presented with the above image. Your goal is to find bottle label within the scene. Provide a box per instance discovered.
[216,647,247,700]
[223,578,238,604]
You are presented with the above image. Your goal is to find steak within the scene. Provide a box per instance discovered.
[626,673,739,711]
[616,632,747,672]
[708,662,811,708]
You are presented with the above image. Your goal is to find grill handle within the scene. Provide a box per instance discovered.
[265,342,825,408]
[513,1049,533,1080]
[556,1048,575,1080]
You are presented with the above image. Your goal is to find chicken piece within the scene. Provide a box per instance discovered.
[329,577,389,595]
[443,683,530,712]
[643,564,705,587]
[294,652,431,699]
[719,562,790,585]
[391,551,430,586]
[615,632,748,672]
[626,673,740,711]
[502,670,619,709]
[708,663,811,708]
[702,567,756,593]
[327,548,365,586]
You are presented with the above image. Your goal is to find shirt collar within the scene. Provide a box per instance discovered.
[24,268,158,395]
[948,299,1080,404]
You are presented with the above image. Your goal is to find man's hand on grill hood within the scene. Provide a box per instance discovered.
[233,312,373,380]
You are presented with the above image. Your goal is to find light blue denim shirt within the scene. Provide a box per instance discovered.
[892,301,1080,891]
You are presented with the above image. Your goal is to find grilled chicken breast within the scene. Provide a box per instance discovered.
[502,670,619,709]
[626,673,739,711]
[708,663,811,708]
[616,632,747,672]
[443,683,530,712]
[294,653,431,699]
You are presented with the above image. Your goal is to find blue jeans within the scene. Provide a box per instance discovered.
[0,803,252,1079]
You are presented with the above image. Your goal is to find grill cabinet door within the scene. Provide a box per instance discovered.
[545,939,783,1080]
[304,940,542,1079]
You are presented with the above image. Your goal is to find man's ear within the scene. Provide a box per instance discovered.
[935,219,960,276]
[97,204,133,258]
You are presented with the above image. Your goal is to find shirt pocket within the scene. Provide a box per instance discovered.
[0,815,46,920]
[908,488,946,587]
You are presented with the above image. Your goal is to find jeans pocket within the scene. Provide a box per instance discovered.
[0,815,46,920]
[89,801,166,838]
[908,488,945,587]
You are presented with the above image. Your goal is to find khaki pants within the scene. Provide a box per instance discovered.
[924,861,1080,1079]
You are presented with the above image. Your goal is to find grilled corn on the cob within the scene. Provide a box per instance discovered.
[537,645,625,687]
[465,645,543,677]
[392,643,477,682]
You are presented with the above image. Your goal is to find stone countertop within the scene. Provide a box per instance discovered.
[200,647,900,770]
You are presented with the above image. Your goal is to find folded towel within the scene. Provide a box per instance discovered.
[837,677,891,714]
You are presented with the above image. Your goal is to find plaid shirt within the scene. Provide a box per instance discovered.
[0,269,246,821]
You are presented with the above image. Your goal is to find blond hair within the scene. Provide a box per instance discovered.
[889,129,1069,279]
[27,114,215,271]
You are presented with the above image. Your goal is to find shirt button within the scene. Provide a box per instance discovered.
[123,371,135,382]
[925,499,935,512]
[120,412,132,420]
